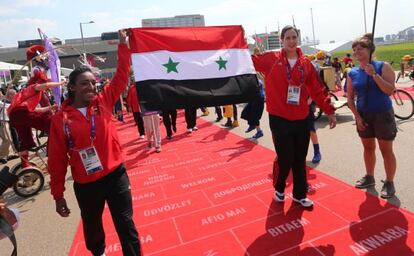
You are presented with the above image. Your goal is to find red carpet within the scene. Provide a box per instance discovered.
[69,113,414,255]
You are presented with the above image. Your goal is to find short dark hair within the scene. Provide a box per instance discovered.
[68,66,93,85]
[352,33,375,53]
[280,25,299,40]
[68,66,93,98]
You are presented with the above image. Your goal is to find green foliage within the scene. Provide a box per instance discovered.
[333,42,414,70]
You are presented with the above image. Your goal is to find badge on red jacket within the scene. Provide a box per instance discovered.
[79,146,103,175]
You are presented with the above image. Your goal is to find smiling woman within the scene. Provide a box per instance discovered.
[251,25,337,208]
[47,29,142,256]
[346,33,398,199]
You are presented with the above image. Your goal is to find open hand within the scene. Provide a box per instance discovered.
[327,114,337,129]
[118,29,129,44]
[355,116,367,131]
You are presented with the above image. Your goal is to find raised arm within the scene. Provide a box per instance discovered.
[100,29,131,107]
[34,81,65,92]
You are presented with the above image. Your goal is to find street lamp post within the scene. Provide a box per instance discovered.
[363,0,367,33]
[79,21,94,54]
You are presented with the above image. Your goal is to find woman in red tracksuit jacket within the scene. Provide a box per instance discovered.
[252,25,336,208]
[48,30,141,256]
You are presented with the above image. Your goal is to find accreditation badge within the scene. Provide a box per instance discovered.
[79,146,103,175]
[287,85,301,105]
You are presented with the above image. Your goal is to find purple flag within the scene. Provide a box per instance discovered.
[39,29,62,106]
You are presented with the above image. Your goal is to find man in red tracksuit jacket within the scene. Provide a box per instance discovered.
[48,29,141,256]
[252,25,336,208]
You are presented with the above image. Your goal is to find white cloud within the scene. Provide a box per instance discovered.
[0,18,57,47]
[14,0,56,7]
[0,6,19,16]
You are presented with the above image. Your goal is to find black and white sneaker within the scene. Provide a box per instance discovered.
[380,180,395,198]
[274,191,285,202]
[292,197,314,208]
[355,175,375,189]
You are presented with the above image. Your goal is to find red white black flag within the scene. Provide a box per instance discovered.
[129,25,260,111]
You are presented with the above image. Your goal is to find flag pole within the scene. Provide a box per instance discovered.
[363,0,368,33]
[310,8,317,53]
[37,28,44,44]
[369,0,379,63]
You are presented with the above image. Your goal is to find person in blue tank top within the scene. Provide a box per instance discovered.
[347,33,397,199]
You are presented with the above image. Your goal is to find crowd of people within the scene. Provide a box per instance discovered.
[0,25,406,255]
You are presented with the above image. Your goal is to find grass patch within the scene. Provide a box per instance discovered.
[333,42,414,70]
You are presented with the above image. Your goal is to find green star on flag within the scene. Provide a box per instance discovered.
[163,57,180,73]
[215,56,228,70]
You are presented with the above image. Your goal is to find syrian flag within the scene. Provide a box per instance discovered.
[129,25,260,111]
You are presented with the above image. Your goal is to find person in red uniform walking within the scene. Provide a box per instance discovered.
[126,84,145,138]
[8,45,63,169]
[47,29,141,256]
[252,25,336,208]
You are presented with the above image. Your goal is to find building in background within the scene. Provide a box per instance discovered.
[142,14,205,27]
[250,29,301,51]
[0,32,121,80]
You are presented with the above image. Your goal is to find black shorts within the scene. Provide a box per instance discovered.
[357,109,397,140]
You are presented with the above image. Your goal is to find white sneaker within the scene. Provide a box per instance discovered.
[187,128,193,133]
[139,135,145,139]
[192,126,198,131]
[155,147,161,153]
[292,197,313,208]
[274,191,285,202]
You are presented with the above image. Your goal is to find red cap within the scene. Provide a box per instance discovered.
[26,45,46,61]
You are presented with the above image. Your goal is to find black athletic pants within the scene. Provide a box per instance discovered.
[162,109,177,137]
[73,164,141,256]
[132,112,145,136]
[269,114,310,200]
[184,108,197,129]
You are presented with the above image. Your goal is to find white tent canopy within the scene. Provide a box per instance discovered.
[301,41,353,55]
[0,61,28,71]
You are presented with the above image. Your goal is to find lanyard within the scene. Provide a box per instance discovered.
[285,59,304,85]
[63,109,96,150]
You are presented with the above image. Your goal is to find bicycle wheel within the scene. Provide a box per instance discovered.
[392,89,414,120]
[315,92,338,121]
[13,168,44,197]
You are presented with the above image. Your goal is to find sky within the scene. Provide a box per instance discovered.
[0,0,413,48]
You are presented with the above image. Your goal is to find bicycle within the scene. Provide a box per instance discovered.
[1,126,49,198]
[396,70,414,83]
[7,144,47,198]
[392,88,414,120]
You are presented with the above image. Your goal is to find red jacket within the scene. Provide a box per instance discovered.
[8,68,50,114]
[48,44,131,200]
[126,85,140,112]
[252,48,334,121]
[8,85,42,114]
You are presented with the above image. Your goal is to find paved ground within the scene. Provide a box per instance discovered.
[0,77,413,255]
